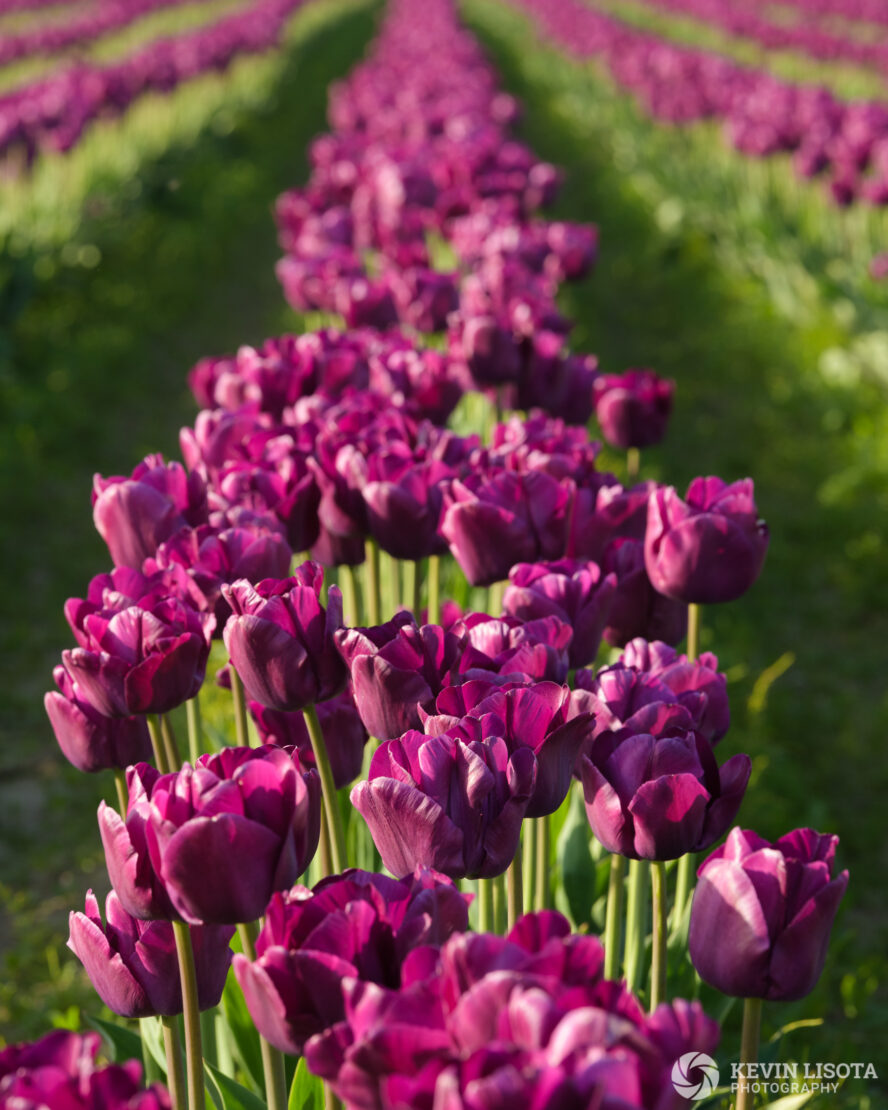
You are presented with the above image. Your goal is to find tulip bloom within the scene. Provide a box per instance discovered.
[502,558,616,668]
[621,638,730,744]
[600,538,687,648]
[62,597,212,718]
[422,682,594,818]
[233,868,470,1054]
[335,614,464,741]
[222,565,346,712]
[645,477,769,604]
[68,890,234,1017]
[144,747,321,924]
[440,470,572,587]
[689,827,849,1001]
[579,727,750,861]
[92,454,207,569]
[0,1030,170,1110]
[592,369,674,450]
[351,730,536,880]
[455,612,573,683]
[45,666,152,773]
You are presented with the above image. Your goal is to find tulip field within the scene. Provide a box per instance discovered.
[1,0,887,1106]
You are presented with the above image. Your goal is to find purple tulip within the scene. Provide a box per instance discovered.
[351,729,536,879]
[0,1030,170,1110]
[99,763,179,921]
[422,681,594,818]
[600,538,688,649]
[621,638,730,744]
[62,596,212,717]
[249,688,368,789]
[455,612,573,683]
[144,746,321,924]
[64,566,202,645]
[232,868,470,1054]
[146,523,293,632]
[92,454,207,569]
[689,827,849,1001]
[45,665,152,773]
[502,558,616,668]
[335,613,464,741]
[68,890,234,1017]
[440,469,573,586]
[579,726,750,861]
[569,479,653,563]
[222,564,346,712]
[359,449,452,560]
[592,369,674,450]
[307,909,718,1110]
[645,477,769,604]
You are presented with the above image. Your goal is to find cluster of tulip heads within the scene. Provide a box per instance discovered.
[18,0,851,1108]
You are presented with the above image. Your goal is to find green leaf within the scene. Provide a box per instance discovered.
[761,1093,818,1110]
[204,1061,269,1110]
[138,1016,168,1076]
[556,787,598,928]
[219,972,264,1093]
[288,1057,324,1110]
[85,1015,144,1064]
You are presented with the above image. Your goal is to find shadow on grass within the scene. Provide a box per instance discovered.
[0,1,377,1040]
[466,0,888,1090]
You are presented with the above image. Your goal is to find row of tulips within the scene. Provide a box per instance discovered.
[505,0,888,211]
[0,0,219,69]
[14,2,851,1110]
[606,0,888,77]
[0,0,307,162]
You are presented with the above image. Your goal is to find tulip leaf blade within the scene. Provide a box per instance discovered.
[85,1014,144,1065]
[288,1057,323,1110]
[204,1061,268,1110]
[760,1094,818,1110]
[219,967,264,1093]
[555,787,601,928]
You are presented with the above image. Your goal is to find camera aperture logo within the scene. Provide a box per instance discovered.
[671,1052,719,1100]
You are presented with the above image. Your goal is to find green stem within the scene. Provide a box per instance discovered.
[113,768,128,815]
[626,446,640,481]
[671,851,695,940]
[383,549,400,620]
[403,559,420,618]
[523,819,537,915]
[324,1085,343,1110]
[736,998,763,1110]
[339,564,358,628]
[478,878,494,933]
[492,873,506,934]
[199,1010,217,1069]
[364,539,381,626]
[229,667,250,749]
[303,704,346,875]
[623,859,648,994]
[147,716,170,774]
[171,921,204,1110]
[161,715,181,770]
[650,861,668,1013]
[506,847,523,932]
[535,815,550,910]
[237,923,287,1110]
[687,602,700,662]
[603,854,626,981]
[161,1015,186,1110]
[317,800,333,878]
[186,695,202,764]
[427,554,441,625]
[487,579,506,617]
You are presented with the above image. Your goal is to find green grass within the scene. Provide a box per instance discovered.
[0,0,378,1043]
[465,1,888,1105]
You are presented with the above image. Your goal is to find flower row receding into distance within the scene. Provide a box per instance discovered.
[12,1,850,1109]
